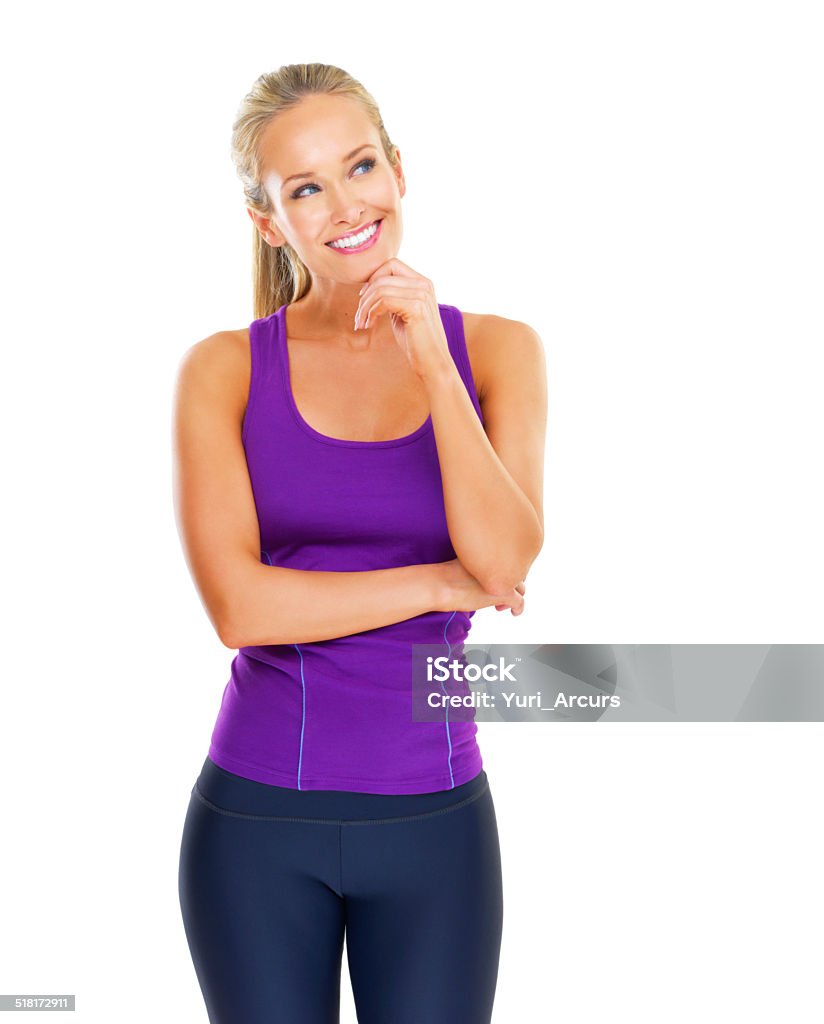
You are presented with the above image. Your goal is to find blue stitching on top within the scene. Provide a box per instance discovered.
[441,611,458,788]
[293,644,307,790]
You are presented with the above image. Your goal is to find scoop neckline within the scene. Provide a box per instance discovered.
[276,304,434,449]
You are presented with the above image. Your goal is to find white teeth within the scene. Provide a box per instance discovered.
[328,221,378,249]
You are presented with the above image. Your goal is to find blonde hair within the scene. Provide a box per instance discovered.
[231,63,400,321]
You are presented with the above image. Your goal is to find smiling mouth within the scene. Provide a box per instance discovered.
[325,219,382,250]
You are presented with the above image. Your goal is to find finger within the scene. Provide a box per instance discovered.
[357,279,430,319]
[363,298,385,330]
[366,258,431,283]
[356,297,381,330]
[361,276,430,297]
[359,284,429,314]
[356,288,428,329]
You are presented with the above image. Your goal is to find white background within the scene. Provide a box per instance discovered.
[2,1,822,1021]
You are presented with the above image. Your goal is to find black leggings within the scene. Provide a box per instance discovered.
[178,757,504,1024]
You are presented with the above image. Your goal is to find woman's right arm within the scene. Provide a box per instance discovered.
[172,332,524,649]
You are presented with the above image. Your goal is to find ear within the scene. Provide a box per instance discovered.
[247,207,286,247]
[392,148,406,199]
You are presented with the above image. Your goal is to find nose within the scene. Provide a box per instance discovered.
[327,182,365,228]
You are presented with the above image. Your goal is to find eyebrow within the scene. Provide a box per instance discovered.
[280,144,377,190]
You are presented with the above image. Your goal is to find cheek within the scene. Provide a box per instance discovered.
[368,168,400,204]
[374,179,401,212]
[287,206,327,244]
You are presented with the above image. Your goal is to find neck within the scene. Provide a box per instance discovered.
[289,276,385,347]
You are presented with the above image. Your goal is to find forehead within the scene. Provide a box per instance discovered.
[258,93,378,186]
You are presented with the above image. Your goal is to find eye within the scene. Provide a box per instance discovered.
[353,157,376,176]
[290,157,377,200]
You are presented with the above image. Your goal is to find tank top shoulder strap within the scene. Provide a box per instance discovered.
[439,303,485,426]
[241,307,289,447]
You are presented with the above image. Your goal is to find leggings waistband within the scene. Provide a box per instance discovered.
[194,756,489,823]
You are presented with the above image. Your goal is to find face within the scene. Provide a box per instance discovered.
[250,93,405,282]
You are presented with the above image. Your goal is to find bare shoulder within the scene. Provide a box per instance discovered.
[175,327,251,415]
[460,311,544,402]
[177,327,250,380]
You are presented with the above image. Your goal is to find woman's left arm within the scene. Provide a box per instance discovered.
[356,263,547,595]
[423,314,547,594]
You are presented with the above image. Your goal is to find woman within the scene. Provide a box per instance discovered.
[175,63,546,1024]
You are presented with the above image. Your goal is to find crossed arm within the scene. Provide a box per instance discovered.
[172,314,546,648]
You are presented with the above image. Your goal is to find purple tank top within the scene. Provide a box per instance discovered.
[207,302,485,794]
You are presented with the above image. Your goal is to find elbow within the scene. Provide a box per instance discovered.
[215,610,241,649]
[213,561,264,649]
[217,624,241,650]
[215,597,245,651]
[479,526,544,595]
